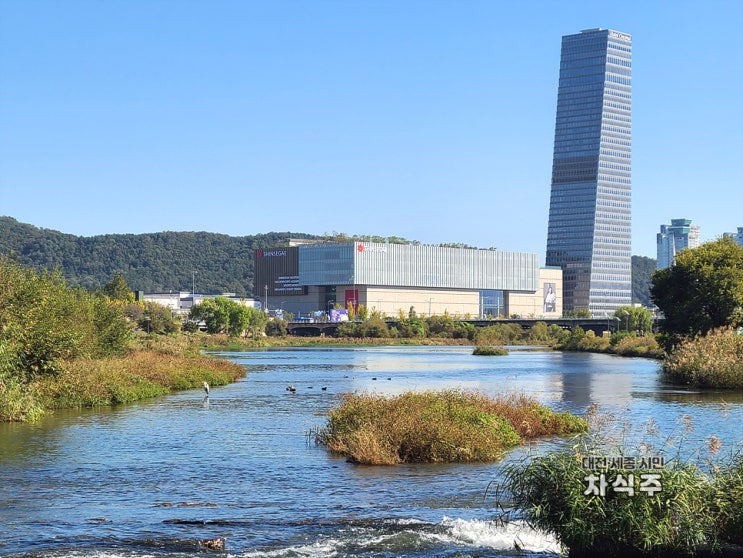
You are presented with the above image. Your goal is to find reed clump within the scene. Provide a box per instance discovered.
[35,350,245,409]
[500,407,743,556]
[663,328,743,388]
[503,449,719,557]
[317,390,587,465]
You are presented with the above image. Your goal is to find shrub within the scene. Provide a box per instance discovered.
[475,324,524,346]
[358,315,389,338]
[265,318,288,337]
[613,335,663,358]
[318,390,587,465]
[610,330,636,346]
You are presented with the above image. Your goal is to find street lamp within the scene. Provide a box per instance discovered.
[192,270,198,307]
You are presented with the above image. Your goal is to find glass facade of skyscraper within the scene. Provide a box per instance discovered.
[546,28,632,316]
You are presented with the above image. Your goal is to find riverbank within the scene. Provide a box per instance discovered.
[0,336,245,422]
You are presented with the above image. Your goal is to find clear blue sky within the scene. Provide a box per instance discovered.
[1,0,741,259]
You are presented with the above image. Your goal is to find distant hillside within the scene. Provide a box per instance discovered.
[2,216,657,304]
[632,255,656,307]
[0,217,318,296]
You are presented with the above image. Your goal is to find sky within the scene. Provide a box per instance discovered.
[1,0,741,259]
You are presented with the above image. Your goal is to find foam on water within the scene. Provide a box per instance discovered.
[234,516,561,557]
[11,517,561,558]
[439,516,561,553]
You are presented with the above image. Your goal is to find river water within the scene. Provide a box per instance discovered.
[2,346,742,557]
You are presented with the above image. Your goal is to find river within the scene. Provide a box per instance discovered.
[1,346,742,557]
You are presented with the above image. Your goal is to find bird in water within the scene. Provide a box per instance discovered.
[203,381,210,396]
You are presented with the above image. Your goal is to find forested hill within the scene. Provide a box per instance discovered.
[1,216,656,303]
[631,255,656,307]
[0,217,318,296]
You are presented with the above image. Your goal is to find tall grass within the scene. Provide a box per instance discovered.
[499,406,743,556]
[317,390,587,465]
[35,350,245,410]
[663,328,743,388]
[503,449,716,556]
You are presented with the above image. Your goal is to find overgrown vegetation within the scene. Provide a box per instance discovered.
[556,326,664,359]
[662,328,743,388]
[317,390,587,465]
[0,258,244,422]
[500,407,743,556]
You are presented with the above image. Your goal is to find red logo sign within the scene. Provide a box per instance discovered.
[357,244,364,252]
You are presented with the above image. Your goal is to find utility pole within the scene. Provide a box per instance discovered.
[192,270,197,307]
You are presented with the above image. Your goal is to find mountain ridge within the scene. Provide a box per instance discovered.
[0,216,655,304]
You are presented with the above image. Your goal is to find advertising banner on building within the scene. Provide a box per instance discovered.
[254,247,306,296]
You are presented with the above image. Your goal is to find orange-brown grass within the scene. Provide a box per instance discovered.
[318,389,587,465]
[36,350,245,409]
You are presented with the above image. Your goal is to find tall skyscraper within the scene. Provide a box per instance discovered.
[656,218,701,270]
[545,28,632,317]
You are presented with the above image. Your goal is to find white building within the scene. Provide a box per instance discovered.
[138,292,260,314]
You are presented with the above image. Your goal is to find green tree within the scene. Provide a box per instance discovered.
[190,297,267,337]
[0,259,131,377]
[651,238,743,348]
[139,302,180,335]
[396,307,426,338]
[190,298,229,334]
[102,273,134,303]
[613,306,653,335]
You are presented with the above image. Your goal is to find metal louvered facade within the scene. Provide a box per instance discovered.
[299,242,539,292]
